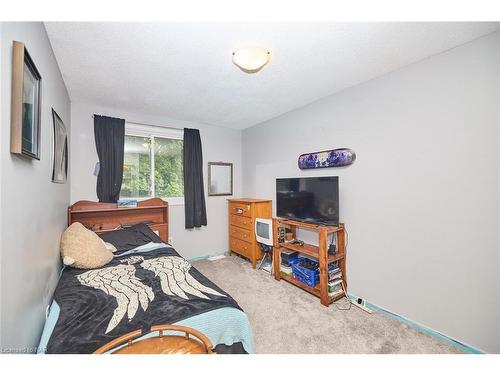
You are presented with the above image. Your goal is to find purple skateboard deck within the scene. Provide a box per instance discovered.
[298,148,356,169]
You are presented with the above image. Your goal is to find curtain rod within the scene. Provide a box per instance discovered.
[91,115,184,131]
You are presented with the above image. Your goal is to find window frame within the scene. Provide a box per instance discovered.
[123,122,184,206]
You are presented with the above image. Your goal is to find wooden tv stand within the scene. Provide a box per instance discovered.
[272,218,347,306]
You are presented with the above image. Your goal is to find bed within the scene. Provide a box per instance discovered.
[37,199,254,354]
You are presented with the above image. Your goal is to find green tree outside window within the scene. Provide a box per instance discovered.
[121,134,183,199]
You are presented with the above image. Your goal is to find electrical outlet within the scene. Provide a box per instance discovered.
[168,237,174,245]
[45,305,50,320]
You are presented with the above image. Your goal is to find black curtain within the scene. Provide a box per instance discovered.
[94,115,125,203]
[183,128,207,228]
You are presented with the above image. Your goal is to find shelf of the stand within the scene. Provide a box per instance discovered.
[275,218,344,233]
[280,274,321,298]
[280,273,345,304]
[279,241,344,263]
[329,290,346,302]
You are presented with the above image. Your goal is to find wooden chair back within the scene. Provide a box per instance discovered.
[93,325,215,354]
[93,329,143,354]
[151,324,215,354]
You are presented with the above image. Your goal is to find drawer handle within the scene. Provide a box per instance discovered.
[243,234,247,238]
[235,208,243,214]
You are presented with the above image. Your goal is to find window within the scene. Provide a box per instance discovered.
[121,123,183,203]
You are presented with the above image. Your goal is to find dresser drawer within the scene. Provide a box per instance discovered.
[229,225,252,243]
[228,202,252,218]
[229,214,253,231]
[229,237,252,257]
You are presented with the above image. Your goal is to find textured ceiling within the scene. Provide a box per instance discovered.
[45,22,500,129]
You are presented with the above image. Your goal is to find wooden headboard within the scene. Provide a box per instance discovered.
[68,198,169,242]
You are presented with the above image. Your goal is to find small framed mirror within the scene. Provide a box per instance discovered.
[208,162,233,196]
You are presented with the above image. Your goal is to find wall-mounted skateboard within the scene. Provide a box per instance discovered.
[298,148,356,169]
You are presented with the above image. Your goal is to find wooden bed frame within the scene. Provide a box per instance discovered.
[68,198,169,242]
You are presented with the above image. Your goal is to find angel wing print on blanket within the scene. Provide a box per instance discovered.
[77,264,154,333]
[141,256,225,300]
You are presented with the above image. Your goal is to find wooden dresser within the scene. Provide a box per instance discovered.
[227,198,272,268]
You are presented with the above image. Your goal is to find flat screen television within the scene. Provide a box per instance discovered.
[276,176,339,225]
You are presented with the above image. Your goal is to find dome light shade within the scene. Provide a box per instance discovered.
[232,47,270,73]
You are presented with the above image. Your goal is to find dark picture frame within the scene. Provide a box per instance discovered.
[10,41,42,160]
[208,162,233,196]
[51,109,68,183]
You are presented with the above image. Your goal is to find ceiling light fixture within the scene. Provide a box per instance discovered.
[232,47,270,73]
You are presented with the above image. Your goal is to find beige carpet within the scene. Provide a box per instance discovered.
[193,255,464,354]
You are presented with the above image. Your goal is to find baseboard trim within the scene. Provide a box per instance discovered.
[347,293,483,354]
[187,251,228,263]
[187,255,210,263]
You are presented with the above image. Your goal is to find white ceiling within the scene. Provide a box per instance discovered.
[45,22,500,129]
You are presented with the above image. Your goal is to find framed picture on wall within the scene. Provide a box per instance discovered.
[10,40,42,160]
[51,109,68,183]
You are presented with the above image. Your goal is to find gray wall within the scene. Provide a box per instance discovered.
[0,23,71,351]
[242,31,500,353]
[70,101,242,260]
[0,22,3,349]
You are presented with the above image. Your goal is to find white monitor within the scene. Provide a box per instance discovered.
[255,218,273,246]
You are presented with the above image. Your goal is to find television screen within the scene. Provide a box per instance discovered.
[276,176,339,225]
[256,221,270,239]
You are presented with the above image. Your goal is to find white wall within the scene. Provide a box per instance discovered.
[0,23,71,351]
[70,102,242,260]
[242,31,500,353]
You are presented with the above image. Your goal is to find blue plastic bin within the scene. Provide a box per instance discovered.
[292,258,320,287]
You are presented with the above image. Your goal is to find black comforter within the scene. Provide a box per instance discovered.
[47,234,242,353]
